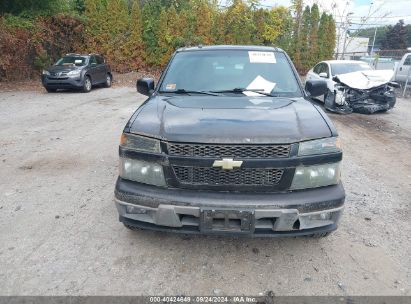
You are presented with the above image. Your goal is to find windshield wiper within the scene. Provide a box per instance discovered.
[160,89,220,96]
[211,88,276,97]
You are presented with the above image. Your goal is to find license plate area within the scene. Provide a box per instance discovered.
[200,209,255,233]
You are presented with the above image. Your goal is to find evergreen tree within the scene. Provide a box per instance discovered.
[309,3,319,66]
[317,12,328,60]
[224,0,255,44]
[157,6,188,66]
[124,0,145,69]
[253,6,291,46]
[300,6,311,71]
[291,0,303,72]
[84,0,107,51]
[273,7,293,53]
[0,0,69,16]
[72,0,85,14]
[191,0,215,45]
[382,20,408,50]
[324,14,336,59]
[141,0,166,65]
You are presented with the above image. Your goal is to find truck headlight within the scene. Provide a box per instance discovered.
[67,70,81,77]
[290,162,341,190]
[299,137,341,156]
[42,70,50,75]
[120,133,161,153]
[119,158,166,186]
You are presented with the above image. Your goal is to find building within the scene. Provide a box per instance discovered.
[336,36,370,60]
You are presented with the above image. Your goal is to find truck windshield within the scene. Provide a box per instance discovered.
[159,50,302,97]
[55,56,87,66]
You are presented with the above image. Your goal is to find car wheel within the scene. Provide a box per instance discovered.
[46,88,57,93]
[82,76,92,93]
[104,74,112,88]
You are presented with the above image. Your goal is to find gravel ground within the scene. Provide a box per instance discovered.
[0,86,410,296]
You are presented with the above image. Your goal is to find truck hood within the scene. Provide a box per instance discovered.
[128,95,332,144]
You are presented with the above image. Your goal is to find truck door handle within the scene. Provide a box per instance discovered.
[400,67,402,71]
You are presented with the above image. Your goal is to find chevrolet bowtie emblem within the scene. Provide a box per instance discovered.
[212,158,243,170]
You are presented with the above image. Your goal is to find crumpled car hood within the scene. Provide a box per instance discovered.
[333,70,394,90]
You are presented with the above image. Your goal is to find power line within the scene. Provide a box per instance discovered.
[336,22,392,26]
[334,15,411,19]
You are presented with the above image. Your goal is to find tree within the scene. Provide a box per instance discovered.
[223,0,255,44]
[84,0,107,51]
[324,14,336,60]
[299,5,311,71]
[157,6,188,66]
[290,0,303,72]
[355,26,388,50]
[309,3,319,66]
[141,0,167,65]
[0,0,69,16]
[317,12,328,60]
[253,6,291,46]
[72,0,85,14]
[382,20,408,50]
[191,0,214,45]
[124,0,145,69]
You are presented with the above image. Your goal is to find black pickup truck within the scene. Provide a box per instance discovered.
[115,45,344,237]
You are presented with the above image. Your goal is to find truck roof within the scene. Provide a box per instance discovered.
[177,45,283,52]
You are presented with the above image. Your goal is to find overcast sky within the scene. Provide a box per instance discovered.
[258,0,411,27]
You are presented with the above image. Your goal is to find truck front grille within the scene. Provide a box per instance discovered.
[167,143,290,158]
[173,166,284,186]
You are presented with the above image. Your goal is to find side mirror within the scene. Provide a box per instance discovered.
[137,78,155,96]
[319,72,328,78]
[305,80,328,97]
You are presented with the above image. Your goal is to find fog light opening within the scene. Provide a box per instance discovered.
[126,205,147,214]
[293,219,300,230]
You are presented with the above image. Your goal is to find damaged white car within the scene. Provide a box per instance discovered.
[306,60,398,114]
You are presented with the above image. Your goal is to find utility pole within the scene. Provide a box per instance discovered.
[341,12,353,60]
[370,2,377,55]
[371,27,377,55]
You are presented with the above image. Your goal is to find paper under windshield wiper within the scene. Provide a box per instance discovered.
[211,88,276,97]
[162,89,220,96]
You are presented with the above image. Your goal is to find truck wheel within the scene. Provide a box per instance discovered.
[104,74,112,88]
[123,223,142,231]
[82,76,92,93]
[308,232,331,238]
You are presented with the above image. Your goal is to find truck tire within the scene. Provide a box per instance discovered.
[82,76,92,93]
[46,88,57,93]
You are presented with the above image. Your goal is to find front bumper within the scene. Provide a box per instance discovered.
[42,75,84,89]
[115,178,345,237]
